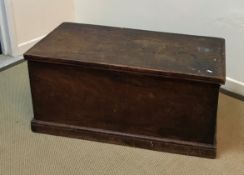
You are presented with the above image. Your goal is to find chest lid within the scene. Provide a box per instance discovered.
[24,22,225,84]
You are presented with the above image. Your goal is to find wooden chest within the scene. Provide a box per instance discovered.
[24,23,225,158]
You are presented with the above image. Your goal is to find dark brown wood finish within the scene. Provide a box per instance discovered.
[25,23,225,158]
[25,22,225,84]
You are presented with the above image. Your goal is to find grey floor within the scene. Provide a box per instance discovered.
[0,62,244,175]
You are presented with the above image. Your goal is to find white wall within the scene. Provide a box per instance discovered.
[74,0,244,95]
[5,0,75,55]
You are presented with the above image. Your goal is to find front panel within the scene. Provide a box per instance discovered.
[28,61,219,146]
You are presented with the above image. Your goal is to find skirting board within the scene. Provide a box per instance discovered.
[17,35,46,55]
[222,77,244,97]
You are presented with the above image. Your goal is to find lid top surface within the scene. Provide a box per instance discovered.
[25,22,225,84]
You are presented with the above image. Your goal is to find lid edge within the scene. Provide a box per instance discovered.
[24,54,225,85]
